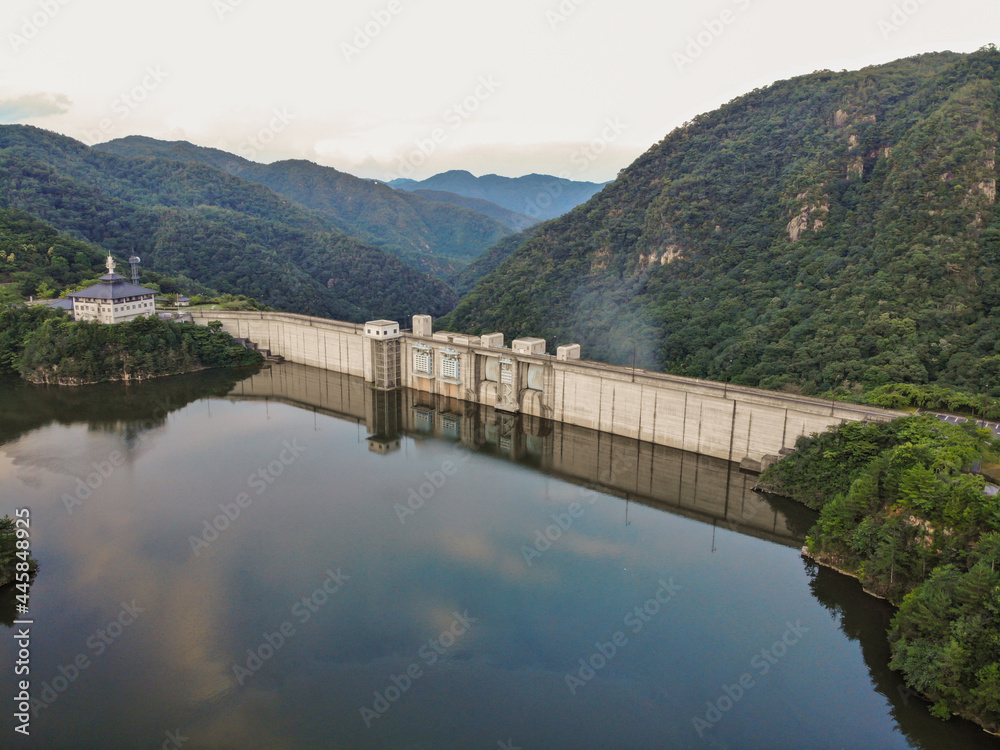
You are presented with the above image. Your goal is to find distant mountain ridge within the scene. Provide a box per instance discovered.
[96,137,516,278]
[441,48,1000,396]
[389,170,608,221]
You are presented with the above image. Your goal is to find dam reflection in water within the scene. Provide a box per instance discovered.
[231,362,815,550]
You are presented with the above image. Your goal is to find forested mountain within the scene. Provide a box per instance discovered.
[405,189,538,232]
[97,137,515,277]
[447,231,536,297]
[0,207,112,298]
[389,170,609,221]
[442,48,1000,396]
[0,207,220,301]
[0,126,456,321]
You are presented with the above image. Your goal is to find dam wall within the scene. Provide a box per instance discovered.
[191,311,369,378]
[191,309,905,466]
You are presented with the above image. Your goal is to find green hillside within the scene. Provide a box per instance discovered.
[447,230,536,296]
[442,48,1000,396]
[0,207,108,299]
[96,137,516,277]
[0,207,218,302]
[0,126,456,321]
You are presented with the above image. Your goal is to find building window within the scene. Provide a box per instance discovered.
[414,349,432,374]
[441,355,460,381]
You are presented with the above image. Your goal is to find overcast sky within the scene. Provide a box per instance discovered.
[2,0,996,182]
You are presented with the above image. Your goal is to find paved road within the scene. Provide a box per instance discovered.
[930,412,1000,438]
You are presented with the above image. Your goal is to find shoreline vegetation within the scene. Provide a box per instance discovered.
[757,414,1000,736]
[0,515,36,589]
[830,382,1000,422]
[0,306,262,386]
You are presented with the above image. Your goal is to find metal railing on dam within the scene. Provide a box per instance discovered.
[227,361,816,549]
[190,309,906,468]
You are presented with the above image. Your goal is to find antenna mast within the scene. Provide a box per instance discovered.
[128,253,141,285]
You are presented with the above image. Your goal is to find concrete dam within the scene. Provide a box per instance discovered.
[226,361,817,549]
[190,309,904,470]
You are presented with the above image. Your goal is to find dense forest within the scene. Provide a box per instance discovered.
[0,306,261,385]
[389,169,608,222]
[0,207,108,297]
[442,48,1000,398]
[0,207,218,302]
[95,137,519,278]
[406,189,538,232]
[758,415,1000,733]
[448,230,536,296]
[0,126,456,321]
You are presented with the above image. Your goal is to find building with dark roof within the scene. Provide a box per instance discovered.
[66,255,157,324]
[41,298,74,312]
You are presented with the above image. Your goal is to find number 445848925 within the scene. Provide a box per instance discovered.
[14,509,32,613]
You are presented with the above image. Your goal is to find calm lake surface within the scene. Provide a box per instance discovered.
[0,363,995,750]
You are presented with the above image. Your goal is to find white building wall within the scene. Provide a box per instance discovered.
[72,295,156,324]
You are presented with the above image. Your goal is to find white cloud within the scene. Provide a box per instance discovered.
[0,91,71,123]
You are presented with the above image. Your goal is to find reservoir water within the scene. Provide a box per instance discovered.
[0,363,995,749]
